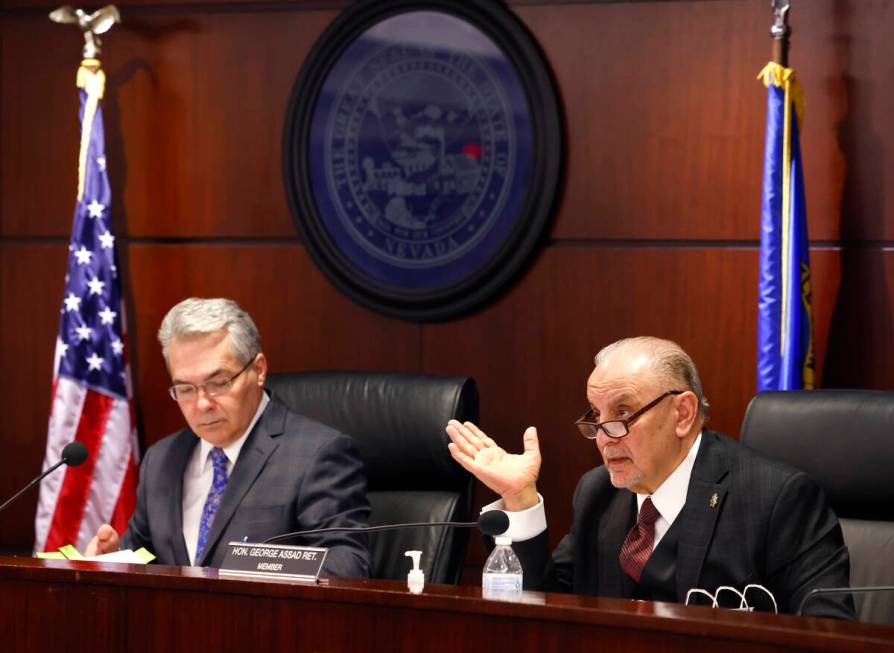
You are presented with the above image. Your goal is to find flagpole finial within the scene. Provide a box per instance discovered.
[770,1,791,39]
[49,5,121,60]
[770,0,791,66]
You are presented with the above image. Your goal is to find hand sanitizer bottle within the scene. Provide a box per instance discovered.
[405,550,424,594]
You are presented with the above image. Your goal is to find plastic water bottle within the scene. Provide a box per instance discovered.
[482,536,523,600]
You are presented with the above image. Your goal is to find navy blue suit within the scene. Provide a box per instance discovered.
[121,395,370,577]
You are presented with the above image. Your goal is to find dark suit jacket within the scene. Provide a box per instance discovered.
[120,395,370,577]
[513,430,854,619]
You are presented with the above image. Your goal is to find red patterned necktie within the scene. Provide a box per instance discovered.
[619,497,660,583]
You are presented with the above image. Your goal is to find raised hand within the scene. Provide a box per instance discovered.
[445,419,542,511]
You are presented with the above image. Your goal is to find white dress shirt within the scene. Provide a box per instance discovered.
[182,392,270,564]
[484,432,703,546]
[635,432,700,547]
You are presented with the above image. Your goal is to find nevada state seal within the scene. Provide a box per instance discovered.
[284,1,562,321]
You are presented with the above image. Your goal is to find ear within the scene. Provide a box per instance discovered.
[254,352,268,386]
[673,391,699,438]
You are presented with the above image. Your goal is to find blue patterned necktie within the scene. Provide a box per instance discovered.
[195,447,229,564]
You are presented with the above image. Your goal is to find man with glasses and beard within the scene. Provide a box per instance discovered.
[446,337,853,618]
[86,297,370,576]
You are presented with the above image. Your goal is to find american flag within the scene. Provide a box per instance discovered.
[34,61,139,553]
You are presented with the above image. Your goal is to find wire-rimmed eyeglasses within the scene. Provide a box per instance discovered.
[574,390,684,439]
[167,354,258,402]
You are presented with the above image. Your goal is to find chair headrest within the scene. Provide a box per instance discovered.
[740,390,894,519]
[265,371,478,492]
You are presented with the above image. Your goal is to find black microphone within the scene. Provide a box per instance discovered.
[0,441,89,514]
[263,509,510,545]
[797,585,894,616]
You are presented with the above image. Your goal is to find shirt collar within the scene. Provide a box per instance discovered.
[197,391,270,469]
[636,431,702,523]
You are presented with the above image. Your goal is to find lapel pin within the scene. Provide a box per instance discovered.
[709,493,718,509]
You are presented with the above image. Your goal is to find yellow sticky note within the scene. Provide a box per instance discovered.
[35,551,67,560]
[58,544,83,560]
[134,548,156,563]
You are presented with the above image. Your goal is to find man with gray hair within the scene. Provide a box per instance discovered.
[87,298,370,576]
[446,336,853,618]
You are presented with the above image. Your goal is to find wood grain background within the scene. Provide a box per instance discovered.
[1,0,892,571]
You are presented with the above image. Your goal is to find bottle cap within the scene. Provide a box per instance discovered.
[494,535,512,546]
[405,550,424,594]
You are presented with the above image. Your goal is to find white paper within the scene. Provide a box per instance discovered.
[82,549,147,564]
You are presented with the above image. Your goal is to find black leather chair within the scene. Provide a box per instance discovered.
[740,390,894,624]
[265,371,477,584]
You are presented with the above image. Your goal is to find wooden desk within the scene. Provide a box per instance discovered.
[0,557,891,652]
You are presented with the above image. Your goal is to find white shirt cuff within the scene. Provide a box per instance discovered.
[481,494,546,543]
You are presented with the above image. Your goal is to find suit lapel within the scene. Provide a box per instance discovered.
[675,431,729,599]
[197,398,285,565]
[598,490,636,597]
[168,431,198,566]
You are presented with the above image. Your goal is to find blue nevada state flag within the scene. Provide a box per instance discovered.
[756,63,816,391]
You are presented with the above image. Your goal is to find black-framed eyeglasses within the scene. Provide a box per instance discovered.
[167,354,258,402]
[574,390,684,439]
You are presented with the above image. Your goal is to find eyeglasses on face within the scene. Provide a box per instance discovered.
[574,390,684,439]
[167,354,258,402]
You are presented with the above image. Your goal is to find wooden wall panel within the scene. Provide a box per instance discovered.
[0,11,339,238]
[21,0,893,241]
[794,0,894,242]
[0,243,68,544]
[518,0,894,243]
[815,248,894,389]
[518,1,769,241]
[0,19,82,236]
[108,10,338,238]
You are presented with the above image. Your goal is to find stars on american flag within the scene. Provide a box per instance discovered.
[98,306,117,325]
[74,246,93,265]
[85,352,104,371]
[86,277,105,296]
[55,338,69,362]
[87,199,105,218]
[64,293,82,312]
[75,325,93,341]
[54,156,127,396]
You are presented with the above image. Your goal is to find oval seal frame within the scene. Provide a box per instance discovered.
[283,0,562,321]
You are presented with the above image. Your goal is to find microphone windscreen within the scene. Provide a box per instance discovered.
[478,510,510,536]
[61,441,88,467]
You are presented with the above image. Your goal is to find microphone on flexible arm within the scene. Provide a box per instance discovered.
[262,509,511,545]
[0,441,89,514]
[797,585,894,617]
